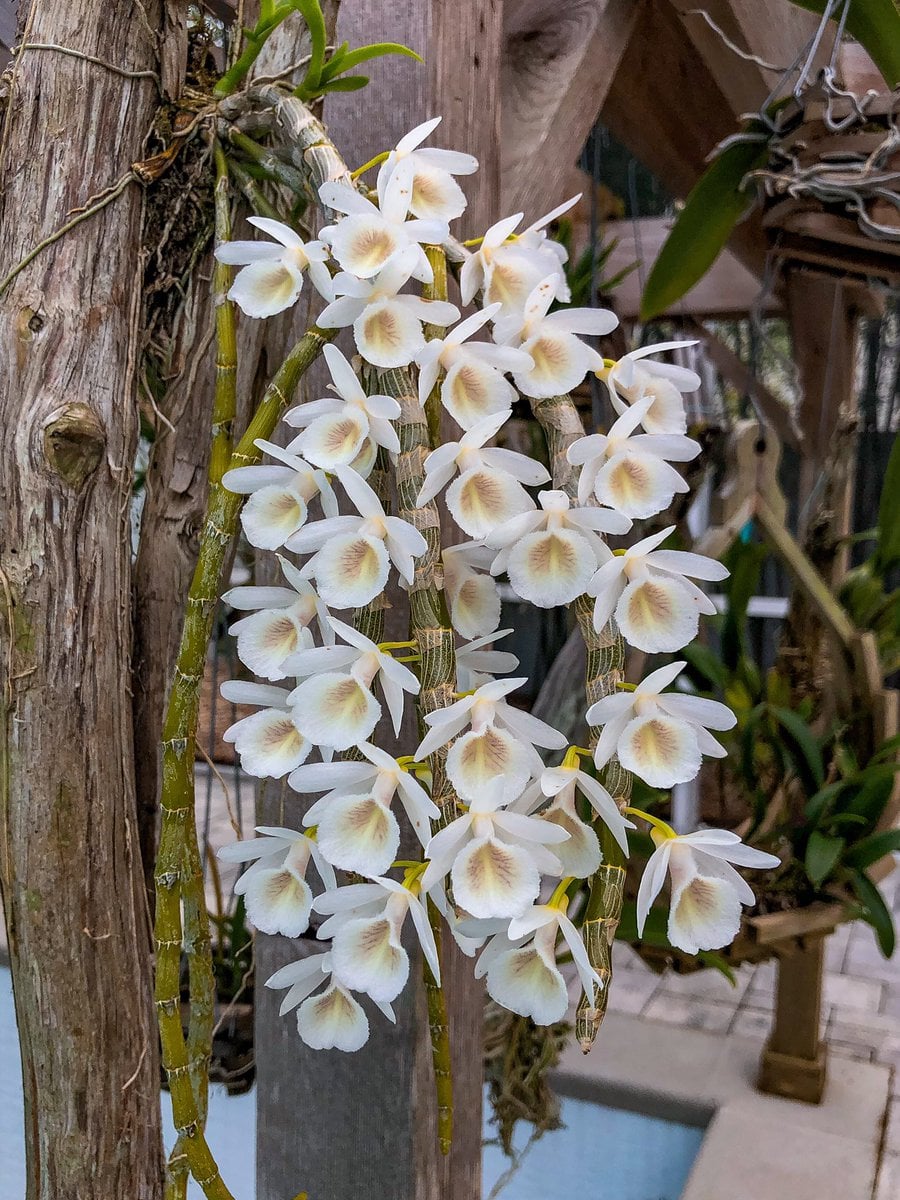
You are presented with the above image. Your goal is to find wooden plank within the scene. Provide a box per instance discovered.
[501,0,642,218]
[603,217,782,319]
[601,0,771,282]
[749,902,845,946]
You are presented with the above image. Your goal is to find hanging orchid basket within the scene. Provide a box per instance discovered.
[754,85,900,282]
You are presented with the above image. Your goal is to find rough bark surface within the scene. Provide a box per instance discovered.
[0,4,164,1197]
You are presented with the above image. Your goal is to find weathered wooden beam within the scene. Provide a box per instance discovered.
[500,0,642,218]
[601,0,771,281]
[669,0,827,117]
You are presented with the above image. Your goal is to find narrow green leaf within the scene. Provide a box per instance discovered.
[788,0,900,88]
[840,765,897,826]
[770,706,825,791]
[845,829,900,871]
[321,41,423,82]
[804,779,849,825]
[319,76,370,93]
[681,642,730,690]
[639,132,771,320]
[805,829,845,885]
[849,869,896,957]
[877,434,900,571]
[292,0,327,89]
[872,732,900,764]
[696,952,738,984]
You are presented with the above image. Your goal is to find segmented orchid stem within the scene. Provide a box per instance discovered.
[374,362,456,1151]
[528,392,631,1052]
[154,326,334,1199]
[426,899,453,1155]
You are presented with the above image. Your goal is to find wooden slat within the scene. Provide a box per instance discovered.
[500,0,642,218]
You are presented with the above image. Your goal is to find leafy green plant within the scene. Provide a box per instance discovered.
[680,536,900,955]
[214,0,421,99]
[554,217,638,308]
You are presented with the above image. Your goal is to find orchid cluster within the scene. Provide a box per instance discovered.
[216,117,778,1053]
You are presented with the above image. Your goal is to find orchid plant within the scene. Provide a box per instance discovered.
[211,113,778,1076]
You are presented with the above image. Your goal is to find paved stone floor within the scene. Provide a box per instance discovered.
[604,864,900,1198]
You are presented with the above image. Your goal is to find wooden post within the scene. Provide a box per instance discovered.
[0,3,164,1196]
[254,5,502,1198]
[759,936,828,1104]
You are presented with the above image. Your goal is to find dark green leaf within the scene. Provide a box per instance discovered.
[804,779,849,825]
[804,829,845,885]
[639,131,771,320]
[849,869,896,957]
[770,706,825,792]
[321,41,423,82]
[845,829,900,871]
[788,0,900,88]
[840,765,897,826]
[877,437,900,571]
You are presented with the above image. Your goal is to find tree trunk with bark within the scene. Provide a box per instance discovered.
[0,4,164,1197]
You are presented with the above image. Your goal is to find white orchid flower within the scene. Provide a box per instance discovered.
[637,824,779,954]
[220,680,311,778]
[416,411,548,539]
[266,951,376,1052]
[414,303,532,430]
[517,780,601,879]
[416,676,565,801]
[588,525,728,652]
[566,394,700,519]
[516,753,633,862]
[224,555,333,681]
[486,489,632,608]
[588,660,735,788]
[442,542,502,640]
[478,898,601,1023]
[217,826,335,938]
[283,344,400,468]
[317,248,460,368]
[215,216,334,318]
[421,782,568,918]
[315,875,440,1003]
[318,172,449,283]
[604,340,702,436]
[376,115,478,222]
[287,465,427,608]
[493,276,619,398]
[287,617,420,749]
[460,196,579,315]
[290,744,438,870]
[222,439,338,550]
